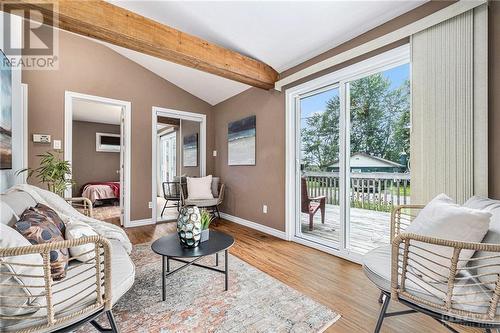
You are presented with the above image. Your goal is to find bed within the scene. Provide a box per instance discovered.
[81,181,120,204]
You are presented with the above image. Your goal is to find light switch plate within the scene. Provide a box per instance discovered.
[263,205,268,214]
[53,140,61,149]
[148,201,153,209]
[213,150,217,157]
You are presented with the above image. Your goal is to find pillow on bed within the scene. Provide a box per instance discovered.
[187,175,214,200]
[14,209,69,281]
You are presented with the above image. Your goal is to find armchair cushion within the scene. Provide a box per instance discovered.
[0,192,37,225]
[185,198,219,207]
[404,193,491,281]
[31,203,66,234]
[464,196,500,288]
[363,245,500,321]
[14,209,69,280]
[65,220,98,262]
[187,175,214,200]
[0,223,44,316]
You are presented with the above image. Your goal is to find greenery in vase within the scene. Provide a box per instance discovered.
[17,150,74,197]
[200,209,214,230]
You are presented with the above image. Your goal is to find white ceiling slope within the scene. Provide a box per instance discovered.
[105,43,250,106]
[106,0,426,105]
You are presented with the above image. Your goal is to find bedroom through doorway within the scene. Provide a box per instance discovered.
[64,92,131,227]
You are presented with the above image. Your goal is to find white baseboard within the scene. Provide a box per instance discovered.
[127,218,154,228]
[219,212,287,240]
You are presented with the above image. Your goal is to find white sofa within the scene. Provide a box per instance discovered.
[0,190,135,333]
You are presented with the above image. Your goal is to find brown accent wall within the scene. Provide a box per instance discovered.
[214,89,285,230]
[72,121,120,194]
[23,30,214,221]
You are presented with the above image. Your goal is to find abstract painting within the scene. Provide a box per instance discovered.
[183,133,198,167]
[228,115,256,166]
[0,50,12,170]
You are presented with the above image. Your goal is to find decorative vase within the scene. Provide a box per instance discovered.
[177,205,202,248]
[200,229,210,243]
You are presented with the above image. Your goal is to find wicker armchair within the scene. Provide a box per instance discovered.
[1,190,133,333]
[181,178,225,219]
[364,204,500,333]
[0,236,117,333]
[65,197,94,218]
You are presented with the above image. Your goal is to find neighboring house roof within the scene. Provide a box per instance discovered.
[330,152,404,168]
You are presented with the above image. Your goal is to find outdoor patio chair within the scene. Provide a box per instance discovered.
[301,176,326,231]
[363,201,500,333]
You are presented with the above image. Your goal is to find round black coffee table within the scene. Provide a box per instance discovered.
[151,230,235,301]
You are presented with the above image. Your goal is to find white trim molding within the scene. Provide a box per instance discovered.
[64,91,132,228]
[128,218,154,227]
[275,0,486,90]
[285,46,410,262]
[219,213,287,240]
[151,106,207,225]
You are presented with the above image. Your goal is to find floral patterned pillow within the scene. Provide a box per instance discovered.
[31,203,66,234]
[14,209,69,281]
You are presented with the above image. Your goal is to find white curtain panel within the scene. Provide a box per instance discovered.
[410,4,488,204]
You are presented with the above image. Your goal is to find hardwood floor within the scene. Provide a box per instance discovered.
[121,219,479,333]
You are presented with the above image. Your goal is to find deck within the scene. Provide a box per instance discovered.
[300,204,391,254]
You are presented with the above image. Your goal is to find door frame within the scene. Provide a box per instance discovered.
[151,106,207,224]
[285,45,410,263]
[64,91,132,227]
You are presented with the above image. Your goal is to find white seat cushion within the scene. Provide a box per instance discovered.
[363,245,500,323]
[185,198,219,207]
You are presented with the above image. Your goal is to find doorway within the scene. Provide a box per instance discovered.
[152,107,206,224]
[64,91,131,227]
[286,46,410,262]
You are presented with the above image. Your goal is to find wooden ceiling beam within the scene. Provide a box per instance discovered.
[5,0,279,89]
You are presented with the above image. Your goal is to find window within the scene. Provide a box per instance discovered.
[96,132,121,152]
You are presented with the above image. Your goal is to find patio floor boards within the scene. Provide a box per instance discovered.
[300,204,391,254]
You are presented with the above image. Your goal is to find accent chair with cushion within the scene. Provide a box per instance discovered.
[363,194,500,333]
[0,188,135,333]
[181,176,225,219]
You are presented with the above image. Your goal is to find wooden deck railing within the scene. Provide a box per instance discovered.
[304,171,411,212]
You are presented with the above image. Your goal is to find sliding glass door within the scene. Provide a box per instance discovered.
[293,51,410,261]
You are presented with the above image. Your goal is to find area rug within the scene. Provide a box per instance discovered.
[80,242,340,332]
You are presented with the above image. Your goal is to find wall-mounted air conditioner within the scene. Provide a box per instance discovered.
[96,132,121,152]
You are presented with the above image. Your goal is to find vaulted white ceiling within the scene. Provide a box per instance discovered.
[106,0,426,105]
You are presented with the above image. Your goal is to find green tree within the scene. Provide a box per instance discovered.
[301,74,410,171]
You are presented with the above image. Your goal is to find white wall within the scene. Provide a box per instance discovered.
[0,13,25,191]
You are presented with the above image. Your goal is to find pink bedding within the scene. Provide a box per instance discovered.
[82,182,120,203]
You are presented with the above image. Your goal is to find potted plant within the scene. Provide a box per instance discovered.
[17,150,74,197]
[200,209,214,242]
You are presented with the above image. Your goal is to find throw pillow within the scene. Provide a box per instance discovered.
[187,175,214,200]
[464,196,500,288]
[14,209,69,281]
[0,224,44,316]
[405,193,491,282]
[65,219,98,262]
[31,203,66,234]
